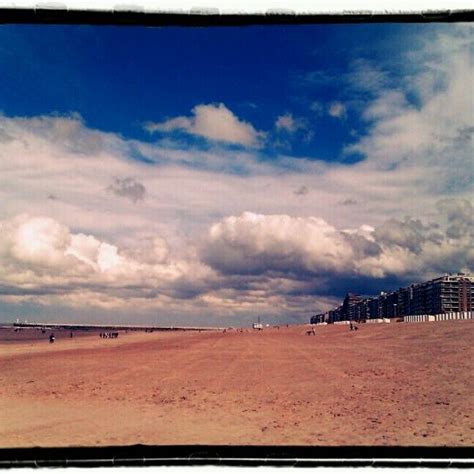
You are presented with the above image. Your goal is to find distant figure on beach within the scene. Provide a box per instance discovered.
[70,332,73,338]
[49,334,55,343]
[306,327,316,336]
[350,322,354,331]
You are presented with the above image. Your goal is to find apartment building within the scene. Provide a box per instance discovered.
[311,273,473,323]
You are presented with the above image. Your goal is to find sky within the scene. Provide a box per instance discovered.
[0,22,472,326]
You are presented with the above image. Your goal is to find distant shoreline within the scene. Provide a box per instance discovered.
[9,322,225,332]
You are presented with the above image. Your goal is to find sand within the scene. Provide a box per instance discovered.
[0,320,473,447]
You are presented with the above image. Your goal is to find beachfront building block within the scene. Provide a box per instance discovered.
[311,273,474,323]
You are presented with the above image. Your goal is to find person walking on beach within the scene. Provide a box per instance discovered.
[49,334,55,343]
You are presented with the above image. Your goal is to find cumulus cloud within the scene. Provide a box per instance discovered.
[124,236,170,265]
[145,103,265,147]
[328,102,347,119]
[0,213,215,307]
[0,214,129,279]
[436,198,474,239]
[107,177,146,203]
[0,204,472,322]
[6,215,72,269]
[202,208,473,285]
[373,218,435,254]
[203,212,369,277]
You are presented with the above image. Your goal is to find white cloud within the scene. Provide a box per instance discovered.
[9,215,72,269]
[328,101,347,119]
[362,90,411,121]
[66,233,104,270]
[203,212,355,276]
[275,113,307,134]
[347,53,473,197]
[0,213,219,309]
[275,113,295,132]
[202,208,473,284]
[145,103,265,147]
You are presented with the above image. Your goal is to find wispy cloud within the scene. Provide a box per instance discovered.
[346,58,390,95]
[275,112,309,134]
[297,70,339,87]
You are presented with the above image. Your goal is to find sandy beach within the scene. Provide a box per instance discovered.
[1,320,473,447]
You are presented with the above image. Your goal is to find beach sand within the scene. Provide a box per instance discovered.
[0,320,473,447]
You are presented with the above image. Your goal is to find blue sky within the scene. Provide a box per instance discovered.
[0,22,472,326]
[0,23,429,160]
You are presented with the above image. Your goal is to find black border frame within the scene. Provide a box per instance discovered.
[0,8,473,467]
[1,445,474,467]
[0,8,473,26]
